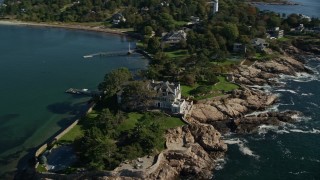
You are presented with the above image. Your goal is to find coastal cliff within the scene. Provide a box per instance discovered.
[104,54,313,178]
[33,43,316,180]
[93,46,312,179]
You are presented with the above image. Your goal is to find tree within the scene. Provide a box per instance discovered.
[147,37,161,54]
[222,23,239,42]
[144,26,153,36]
[128,113,162,154]
[267,16,281,28]
[98,68,132,97]
[80,127,118,170]
[120,81,156,111]
[183,74,196,86]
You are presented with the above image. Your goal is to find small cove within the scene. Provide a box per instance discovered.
[0,24,148,176]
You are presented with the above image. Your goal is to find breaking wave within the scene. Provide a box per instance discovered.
[301,93,314,96]
[224,138,259,159]
[214,158,227,171]
[289,128,320,134]
[258,125,289,135]
[278,97,295,106]
[245,104,279,117]
[275,89,298,94]
[289,171,310,175]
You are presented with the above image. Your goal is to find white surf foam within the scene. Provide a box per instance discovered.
[301,93,314,96]
[248,84,273,93]
[275,89,298,94]
[245,104,279,117]
[258,125,290,135]
[308,102,319,108]
[289,171,309,175]
[214,158,227,170]
[289,128,320,134]
[309,158,320,163]
[224,138,259,159]
[279,72,319,83]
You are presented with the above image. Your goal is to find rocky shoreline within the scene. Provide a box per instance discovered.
[31,44,315,179]
[131,47,313,179]
[71,46,314,180]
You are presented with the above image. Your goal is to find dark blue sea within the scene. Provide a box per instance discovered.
[214,1,320,179]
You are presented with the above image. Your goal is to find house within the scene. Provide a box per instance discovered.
[117,80,192,114]
[187,16,200,25]
[162,30,187,44]
[291,24,305,33]
[141,7,149,12]
[112,13,126,25]
[251,38,269,52]
[233,43,246,53]
[267,27,284,39]
[299,14,311,22]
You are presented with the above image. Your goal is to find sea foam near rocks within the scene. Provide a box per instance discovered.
[214,158,227,170]
[275,89,298,94]
[289,128,320,134]
[224,138,259,159]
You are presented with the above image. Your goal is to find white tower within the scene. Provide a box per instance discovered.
[213,0,219,14]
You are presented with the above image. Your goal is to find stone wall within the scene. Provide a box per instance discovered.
[34,102,95,169]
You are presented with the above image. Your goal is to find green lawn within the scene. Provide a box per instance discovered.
[165,49,188,58]
[117,112,185,132]
[181,84,198,97]
[173,20,188,26]
[159,116,185,129]
[181,76,239,99]
[117,112,143,132]
[60,4,74,12]
[36,164,47,173]
[277,37,290,42]
[59,124,84,143]
[212,76,239,92]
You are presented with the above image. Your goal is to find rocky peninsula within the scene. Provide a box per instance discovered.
[69,46,314,179]
[140,48,312,179]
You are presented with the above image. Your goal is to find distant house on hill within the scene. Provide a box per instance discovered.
[267,27,284,39]
[112,13,126,25]
[117,80,192,114]
[251,38,269,52]
[187,16,200,25]
[291,24,305,33]
[162,30,187,44]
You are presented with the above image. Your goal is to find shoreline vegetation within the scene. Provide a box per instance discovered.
[0,20,130,36]
[1,0,320,178]
[247,0,300,5]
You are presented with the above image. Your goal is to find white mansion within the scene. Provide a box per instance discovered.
[117,80,192,114]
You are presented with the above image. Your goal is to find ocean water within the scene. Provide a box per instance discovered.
[256,0,320,18]
[214,57,320,179]
[0,25,147,177]
[214,2,320,179]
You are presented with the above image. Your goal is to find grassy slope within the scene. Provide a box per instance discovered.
[181,76,239,99]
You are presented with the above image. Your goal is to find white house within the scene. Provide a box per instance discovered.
[112,13,126,25]
[117,80,191,114]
